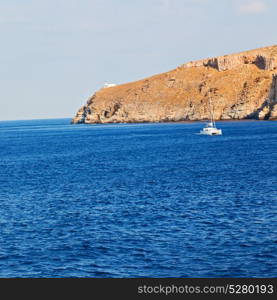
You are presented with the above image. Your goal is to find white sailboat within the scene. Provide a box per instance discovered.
[200,90,222,135]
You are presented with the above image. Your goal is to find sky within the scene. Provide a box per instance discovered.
[0,0,276,121]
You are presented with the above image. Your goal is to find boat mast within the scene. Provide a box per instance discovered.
[208,89,215,127]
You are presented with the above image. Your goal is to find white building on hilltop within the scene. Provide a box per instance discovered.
[103,82,117,88]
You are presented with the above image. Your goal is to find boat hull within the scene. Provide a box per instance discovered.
[200,128,222,135]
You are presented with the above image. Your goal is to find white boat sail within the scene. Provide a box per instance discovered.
[200,90,222,135]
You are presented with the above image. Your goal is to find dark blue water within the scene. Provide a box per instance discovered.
[0,119,276,278]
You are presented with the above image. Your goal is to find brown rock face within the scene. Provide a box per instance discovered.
[72,45,277,124]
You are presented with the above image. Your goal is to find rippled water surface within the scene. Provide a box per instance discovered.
[0,119,276,277]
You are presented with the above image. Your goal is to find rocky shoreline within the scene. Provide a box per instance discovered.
[72,45,277,124]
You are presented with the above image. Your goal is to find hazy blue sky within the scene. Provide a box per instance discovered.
[0,0,276,120]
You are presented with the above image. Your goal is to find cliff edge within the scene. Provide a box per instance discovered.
[72,45,277,124]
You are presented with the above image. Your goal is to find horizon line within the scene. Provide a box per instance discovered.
[0,116,72,122]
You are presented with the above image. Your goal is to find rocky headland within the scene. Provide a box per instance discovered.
[72,45,277,124]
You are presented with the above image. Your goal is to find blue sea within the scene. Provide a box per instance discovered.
[0,119,276,278]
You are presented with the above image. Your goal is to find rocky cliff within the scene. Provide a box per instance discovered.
[72,45,277,124]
